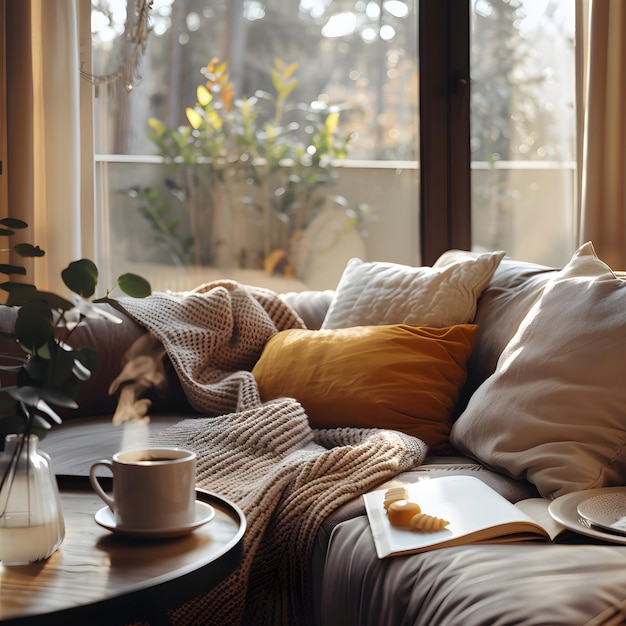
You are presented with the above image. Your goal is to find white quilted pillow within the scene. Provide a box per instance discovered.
[321,250,506,329]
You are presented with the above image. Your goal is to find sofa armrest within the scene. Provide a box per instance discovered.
[0,304,189,420]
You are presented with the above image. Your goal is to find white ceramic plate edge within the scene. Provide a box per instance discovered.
[549,486,626,545]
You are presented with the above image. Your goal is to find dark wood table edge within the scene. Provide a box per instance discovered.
[4,476,246,626]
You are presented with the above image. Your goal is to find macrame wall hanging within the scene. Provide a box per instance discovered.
[81,0,153,93]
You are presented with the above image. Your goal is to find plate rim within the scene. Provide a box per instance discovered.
[549,486,626,545]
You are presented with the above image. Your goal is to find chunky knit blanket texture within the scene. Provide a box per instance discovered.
[121,281,427,626]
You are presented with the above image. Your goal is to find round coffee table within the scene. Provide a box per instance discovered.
[0,416,246,625]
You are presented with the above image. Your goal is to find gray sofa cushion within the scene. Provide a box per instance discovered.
[454,256,557,417]
[280,289,335,330]
[321,516,626,626]
[310,457,541,625]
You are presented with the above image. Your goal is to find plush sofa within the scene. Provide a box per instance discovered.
[6,242,626,626]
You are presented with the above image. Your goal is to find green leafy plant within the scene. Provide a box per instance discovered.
[128,57,356,275]
[0,218,151,443]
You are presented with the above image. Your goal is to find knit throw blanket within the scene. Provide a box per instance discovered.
[121,281,427,626]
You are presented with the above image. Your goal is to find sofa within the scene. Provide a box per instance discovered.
[7,242,626,626]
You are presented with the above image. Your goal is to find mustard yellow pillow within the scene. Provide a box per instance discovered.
[252,324,477,454]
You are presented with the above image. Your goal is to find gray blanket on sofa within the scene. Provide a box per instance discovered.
[121,280,427,626]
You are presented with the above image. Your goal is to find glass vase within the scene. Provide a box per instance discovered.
[0,434,65,565]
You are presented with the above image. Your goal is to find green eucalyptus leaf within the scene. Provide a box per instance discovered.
[0,263,26,276]
[0,414,30,439]
[71,358,92,381]
[33,339,51,359]
[38,389,78,411]
[30,412,56,431]
[4,284,38,304]
[31,290,74,311]
[7,384,43,407]
[1,281,34,293]
[0,354,26,366]
[0,228,15,237]
[14,301,54,352]
[7,286,73,311]
[0,396,19,414]
[117,273,152,298]
[61,259,98,297]
[21,353,47,383]
[19,345,84,402]
[74,346,98,375]
[0,218,28,229]
[46,347,76,388]
[12,243,45,258]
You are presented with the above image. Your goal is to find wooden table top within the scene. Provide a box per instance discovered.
[40,414,187,477]
[0,416,246,625]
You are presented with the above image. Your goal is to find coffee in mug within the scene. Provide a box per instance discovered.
[89,448,196,530]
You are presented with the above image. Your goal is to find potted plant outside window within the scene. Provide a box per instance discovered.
[127,57,371,278]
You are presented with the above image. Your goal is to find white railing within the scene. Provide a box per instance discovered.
[95,156,575,291]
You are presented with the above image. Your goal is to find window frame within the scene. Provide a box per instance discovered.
[0,0,7,226]
[419,0,471,266]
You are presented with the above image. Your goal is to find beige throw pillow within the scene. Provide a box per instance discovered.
[321,250,505,329]
[450,242,626,498]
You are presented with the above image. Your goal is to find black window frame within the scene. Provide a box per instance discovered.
[419,0,471,265]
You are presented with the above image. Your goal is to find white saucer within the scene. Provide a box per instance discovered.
[95,500,215,538]
[549,487,626,545]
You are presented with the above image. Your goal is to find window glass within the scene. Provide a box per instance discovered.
[92,0,420,292]
[470,0,576,267]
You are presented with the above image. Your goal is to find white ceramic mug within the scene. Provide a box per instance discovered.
[89,448,197,530]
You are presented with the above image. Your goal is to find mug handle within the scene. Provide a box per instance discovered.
[89,460,115,511]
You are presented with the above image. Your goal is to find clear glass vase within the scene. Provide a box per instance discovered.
[0,434,65,565]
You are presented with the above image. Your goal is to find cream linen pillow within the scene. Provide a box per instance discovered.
[450,242,626,498]
[321,250,505,329]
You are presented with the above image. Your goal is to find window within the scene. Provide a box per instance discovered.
[470,0,576,267]
[92,0,420,292]
[92,0,576,292]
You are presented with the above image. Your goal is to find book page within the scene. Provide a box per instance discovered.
[364,475,551,559]
[515,497,565,540]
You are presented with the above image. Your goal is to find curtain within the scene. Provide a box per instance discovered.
[6,0,93,294]
[577,0,626,271]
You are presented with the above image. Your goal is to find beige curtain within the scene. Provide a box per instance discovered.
[6,0,93,293]
[577,0,626,270]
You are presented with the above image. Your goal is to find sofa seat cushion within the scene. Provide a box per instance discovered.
[320,517,626,626]
[310,455,541,620]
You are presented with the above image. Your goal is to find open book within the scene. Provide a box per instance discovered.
[363,475,565,559]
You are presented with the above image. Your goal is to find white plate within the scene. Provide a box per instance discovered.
[95,500,215,538]
[549,487,626,545]
[577,491,626,535]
